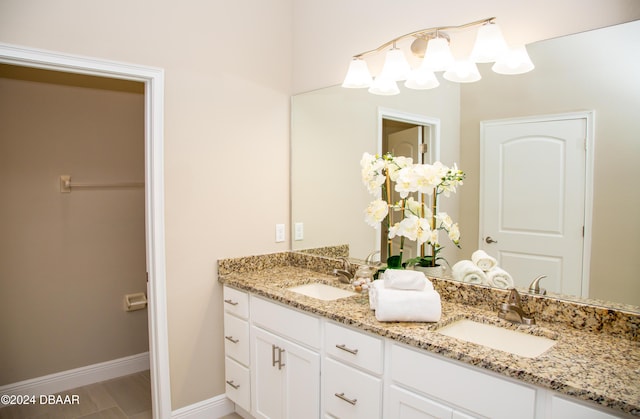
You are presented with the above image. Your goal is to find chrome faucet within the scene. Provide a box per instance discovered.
[528,275,547,295]
[332,269,353,283]
[498,288,535,325]
[333,257,354,283]
[365,250,381,266]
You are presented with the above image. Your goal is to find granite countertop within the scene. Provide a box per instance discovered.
[218,252,640,417]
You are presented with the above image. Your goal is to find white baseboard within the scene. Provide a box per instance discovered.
[171,394,235,419]
[0,352,149,397]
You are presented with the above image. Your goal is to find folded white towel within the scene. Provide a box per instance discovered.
[382,269,429,290]
[369,279,384,310]
[471,250,497,272]
[374,287,442,322]
[484,267,514,289]
[452,260,487,285]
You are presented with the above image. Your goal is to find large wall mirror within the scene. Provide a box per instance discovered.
[291,20,640,308]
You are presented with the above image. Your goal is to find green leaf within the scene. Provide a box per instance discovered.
[386,255,403,269]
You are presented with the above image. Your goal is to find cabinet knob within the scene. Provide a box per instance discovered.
[224,299,239,306]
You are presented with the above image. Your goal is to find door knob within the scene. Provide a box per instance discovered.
[485,236,498,244]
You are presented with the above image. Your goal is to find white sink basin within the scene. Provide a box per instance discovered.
[288,283,357,301]
[437,319,556,358]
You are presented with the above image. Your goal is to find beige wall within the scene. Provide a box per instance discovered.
[0,0,293,409]
[0,65,147,385]
[459,21,640,305]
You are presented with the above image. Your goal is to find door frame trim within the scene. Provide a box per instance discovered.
[479,111,594,297]
[0,43,172,417]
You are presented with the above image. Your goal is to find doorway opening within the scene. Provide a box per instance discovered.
[0,44,170,418]
[377,108,440,262]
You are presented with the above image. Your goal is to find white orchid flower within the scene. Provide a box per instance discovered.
[364,199,388,227]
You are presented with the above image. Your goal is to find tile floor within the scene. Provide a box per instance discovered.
[0,371,152,419]
[0,372,245,419]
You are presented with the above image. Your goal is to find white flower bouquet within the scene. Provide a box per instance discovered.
[361,152,465,269]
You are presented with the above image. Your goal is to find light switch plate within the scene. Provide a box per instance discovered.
[275,224,285,242]
[294,222,304,241]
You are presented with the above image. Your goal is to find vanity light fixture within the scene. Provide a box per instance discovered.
[341,17,534,95]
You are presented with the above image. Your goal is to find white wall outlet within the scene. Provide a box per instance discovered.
[294,222,304,241]
[275,223,285,242]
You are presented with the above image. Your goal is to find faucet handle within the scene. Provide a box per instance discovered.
[528,275,547,295]
[507,288,521,306]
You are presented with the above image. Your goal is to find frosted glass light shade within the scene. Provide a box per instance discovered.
[471,23,508,63]
[405,68,440,90]
[422,37,454,72]
[368,75,400,95]
[381,48,411,81]
[342,59,373,88]
[492,45,535,74]
[443,60,481,83]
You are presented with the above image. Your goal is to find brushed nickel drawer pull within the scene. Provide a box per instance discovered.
[335,392,357,405]
[272,344,278,367]
[224,299,238,306]
[225,335,239,344]
[271,345,286,369]
[336,343,359,355]
[226,380,240,390]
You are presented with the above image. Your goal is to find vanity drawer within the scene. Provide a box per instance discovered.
[325,322,383,375]
[223,313,249,366]
[225,357,250,411]
[223,286,249,319]
[391,344,536,419]
[323,357,382,419]
[251,296,321,349]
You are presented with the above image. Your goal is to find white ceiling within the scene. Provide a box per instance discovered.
[292,0,640,93]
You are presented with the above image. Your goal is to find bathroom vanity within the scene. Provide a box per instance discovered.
[219,251,639,418]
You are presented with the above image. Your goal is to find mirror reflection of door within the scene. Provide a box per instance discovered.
[381,119,434,262]
[480,113,591,296]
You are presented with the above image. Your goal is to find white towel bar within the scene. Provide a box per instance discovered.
[60,175,144,193]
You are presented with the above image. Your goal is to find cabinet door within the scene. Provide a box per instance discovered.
[387,385,453,419]
[252,326,320,419]
[253,327,285,419]
[282,333,320,419]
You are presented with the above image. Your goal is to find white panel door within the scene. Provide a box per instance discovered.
[480,116,587,295]
[386,126,422,261]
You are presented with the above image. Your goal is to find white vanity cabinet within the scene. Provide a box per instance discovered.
[222,285,627,419]
[250,295,321,419]
[322,322,384,418]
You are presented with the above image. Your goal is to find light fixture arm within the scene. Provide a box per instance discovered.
[353,17,496,59]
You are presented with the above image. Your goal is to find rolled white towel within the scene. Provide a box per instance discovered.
[382,269,430,290]
[452,260,487,285]
[374,287,442,322]
[471,250,497,272]
[484,267,514,289]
